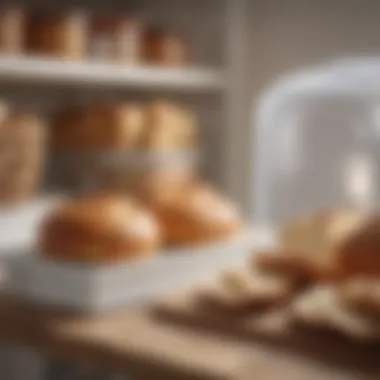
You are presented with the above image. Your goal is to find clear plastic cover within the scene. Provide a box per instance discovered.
[253,58,380,225]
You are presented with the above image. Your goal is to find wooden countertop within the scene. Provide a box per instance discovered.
[0,295,377,380]
[0,296,254,380]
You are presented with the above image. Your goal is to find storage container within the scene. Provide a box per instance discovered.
[253,58,380,225]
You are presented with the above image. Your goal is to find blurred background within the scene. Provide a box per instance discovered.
[2,0,380,219]
[2,0,380,379]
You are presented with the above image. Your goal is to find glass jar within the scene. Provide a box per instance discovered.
[27,11,88,59]
[89,16,142,64]
[143,27,188,66]
[252,58,380,225]
[0,7,25,54]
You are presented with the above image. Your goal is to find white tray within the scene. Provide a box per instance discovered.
[6,228,273,314]
[0,196,63,257]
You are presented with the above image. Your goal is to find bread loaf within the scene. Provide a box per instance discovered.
[340,278,380,318]
[0,110,46,205]
[336,215,380,278]
[39,194,161,263]
[89,17,142,63]
[52,103,144,150]
[27,11,87,59]
[143,27,188,66]
[199,269,292,313]
[140,100,196,150]
[278,209,365,281]
[291,285,380,341]
[0,7,25,53]
[153,183,241,245]
[254,251,327,284]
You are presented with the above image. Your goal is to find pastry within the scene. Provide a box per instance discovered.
[39,194,161,263]
[143,27,187,66]
[0,100,9,126]
[253,250,337,284]
[291,285,380,341]
[3,111,47,143]
[278,208,365,281]
[89,16,142,63]
[0,7,25,53]
[130,166,196,205]
[339,278,380,319]
[52,103,144,150]
[153,183,241,245]
[27,11,88,59]
[140,100,196,150]
[0,110,46,205]
[336,215,380,278]
[198,269,292,313]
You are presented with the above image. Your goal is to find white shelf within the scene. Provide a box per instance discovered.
[0,54,225,92]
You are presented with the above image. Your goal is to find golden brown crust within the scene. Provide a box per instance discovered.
[0,7,25,53]
[153,184,241,245]
[2,112,47,143]
[278,208,366,282]
[197,269,293,314]
[52,100,196,152]
[254,251,338,284]
[339,278,380,319]
[26,12,87,59]
[52,103,144,150]
[291,285,380,341]
[336,216,380,278]
[39,194,161,263]
[0,109,46,205]
[142,27,188,66]
[139,100,196,150]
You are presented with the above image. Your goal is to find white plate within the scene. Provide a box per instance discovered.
[0,196,63,256]
[6,228,272,314]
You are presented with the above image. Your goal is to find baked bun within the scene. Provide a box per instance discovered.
[39,194,160,263]
[291,285,379,341]
[278,209,365,281]
[254,251,329,284]
[52,103,144,150]
[153,183,241,245]
[339,278,380,318]
[198,269,292,314]
[140,100,196,150]
[337,215,380,278]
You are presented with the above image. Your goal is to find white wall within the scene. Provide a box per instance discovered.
[249,0,380,98]
[246,0,380,215]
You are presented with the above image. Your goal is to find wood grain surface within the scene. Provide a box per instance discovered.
[0,293,380,380]
[155,292,380,379]
[0,295,252,380]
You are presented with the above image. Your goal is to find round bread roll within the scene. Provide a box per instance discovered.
[39,194,161,263]
[336,215,380,278]
[278,208,366,281]
[153,183,241,245]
